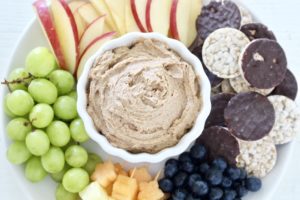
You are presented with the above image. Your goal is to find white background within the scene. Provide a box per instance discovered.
[0,0,300,199]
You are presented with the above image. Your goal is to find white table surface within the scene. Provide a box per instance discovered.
[0,0,300,199]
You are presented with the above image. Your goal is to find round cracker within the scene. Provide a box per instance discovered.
[239,6,253,26]
[236,137,277,178]
[205,93,235,128]
[241,23,276,41]
[197,126,240,165]
[196,0,241,40]
[229,75,274,96]
[221,80,236,93]
[240,39,287,89]
[272,69,298,100]
[202,28,250,78]
[268,95,300,144]
[224,92,275,141]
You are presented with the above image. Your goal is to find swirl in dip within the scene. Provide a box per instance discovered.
[87,38,201,153]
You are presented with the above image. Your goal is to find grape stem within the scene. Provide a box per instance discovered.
[1,73,34,92]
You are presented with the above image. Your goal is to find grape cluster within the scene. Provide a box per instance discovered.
[4,47,102,200]
[159,143,262,200]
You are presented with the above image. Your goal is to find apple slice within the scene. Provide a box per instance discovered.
[69,1,87,12]
[90,0,117,31]
[130,0,147,32]
[72,10,87,39]
[187,0,203,46]
[125,0,139,32]
[170,0,189,45]
[33,0,66,69]
[104,0,126,35]
[76,32,116,79]
[79,15,106,54]
[146,0,172,35]
[51,0,79,74]
[77,3,100,24]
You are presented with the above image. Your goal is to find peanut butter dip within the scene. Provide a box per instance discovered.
[87,38,201,153]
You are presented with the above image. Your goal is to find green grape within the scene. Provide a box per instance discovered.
[48,70,75,95]
[7,68,32,91]
[6,118,32,141]
[7,141,31,164]
[4,97,16,118]
[65,145,88,168]
[51,164,70,182]
[70,118,89,143]
[6,90,34,116]
[68,91,77,100]
[62,140,77,151]
[56,184,79,200]
[25,157,47,182]
[25,130,50,156]
[46,120,71,147]
[84,153,102,175]
[53,96,77,121]
[28,79,58,104]
[29,104,54,128]
[41,146,65,173]
[62,168,89,193]
[25,47,57,77]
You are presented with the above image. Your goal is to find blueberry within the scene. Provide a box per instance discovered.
[173,172,188,187]
[191,180,209,197]
[178,152,192,163]
[205,169,223,186]
[186,194,201,200]
[158,178,174,193]
[221,177,232,188]
[172,188,188,200]
[236,186,248,197]
[188,173,202,188]
[245,177,262,192]
[209,187,223,200]
[223,190,237,200]
[197,163,210,174]
[211,158,227,172]
[180,160,194,173]
[239,168,247,180]
[226,167,241,181]
[165,161,179,178]
[166,158,179,166]
[190,144,207,161]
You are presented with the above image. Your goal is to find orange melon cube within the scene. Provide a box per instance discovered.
[91,161,117,188]
[111,175,138,200]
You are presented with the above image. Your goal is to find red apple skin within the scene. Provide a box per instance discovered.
[33,0,66,69]
[145,0,153,32]
[130,0,147,32]
[58,0,80,68]
[75,31,116,76]
[170,0,180,40]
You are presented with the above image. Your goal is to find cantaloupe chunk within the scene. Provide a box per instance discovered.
[115,163,128,176]
[91,161,117,188]
[129,167,152,183]
[138,181,165,200]
[111,175,138,200]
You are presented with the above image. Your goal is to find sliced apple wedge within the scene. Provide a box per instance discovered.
[125,0,139,32]
[187,0,203,46]
[104,0,126,35]
[146,0,172,35]
[72,11,87,39]
[69,1,87,12]
[90,0,117,31]
[33,0,66,69]
[79,15,106,54]
[76,32,116,79]
[130,0,148,32]
[77,3,100,24]
[51,0,79,74]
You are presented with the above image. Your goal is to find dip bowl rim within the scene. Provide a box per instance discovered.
[77,32,212,164]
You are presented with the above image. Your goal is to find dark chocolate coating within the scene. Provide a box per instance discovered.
[240,39,287,89]
[241,23,277,41]
[224,92,275,141]
[272,69,298,100]
[205,93,235,128]
[204,66,224,88]
[197,126,240,165]
[196,0,241,40]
